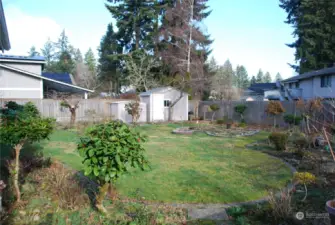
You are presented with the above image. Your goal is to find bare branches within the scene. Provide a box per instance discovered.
[124,51,160,92]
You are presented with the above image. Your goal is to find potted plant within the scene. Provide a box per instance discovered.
[326,200,335,224]
[226,118,233,129]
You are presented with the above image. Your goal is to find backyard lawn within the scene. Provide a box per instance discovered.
[42,123,292,204]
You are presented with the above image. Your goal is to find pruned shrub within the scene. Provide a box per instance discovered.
[216,119,225,124]
[283,114,303,126]
[209,104,220,121]
[265,101,285,127]
[269,132,288,151]
[77,120,149,213]
[33,162,89,210]
[125,98,142,124]
[234,104,247,122]
[293,172,316,201]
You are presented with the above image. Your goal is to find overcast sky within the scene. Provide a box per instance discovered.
[3,0,296,79]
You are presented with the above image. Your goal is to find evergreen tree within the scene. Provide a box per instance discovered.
[221,60,235,85]
[54,30,75,73]
[256,69,264,83]
[74,48,83,63]
[28,46,40,57]
[105,0,157,53]
[275,72,283,81]
[263,72,272,83]
[235,65,249,89]
[98,23,123,92]
[280,0,335,73]
[41,39,54,65]
[84,48,97,73]
[250,75,256,85]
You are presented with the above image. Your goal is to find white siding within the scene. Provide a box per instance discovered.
[0,67,42,99]
[140,95,151,122]
[162,89,188,121]
[3,63,42,75]
[300,79,314,99]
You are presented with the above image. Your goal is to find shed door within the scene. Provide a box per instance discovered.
[152,94,164,121]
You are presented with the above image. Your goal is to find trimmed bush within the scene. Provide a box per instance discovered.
[269,132,288,151]
[234,104,247,122]
[283,114,303,126]
[216,119,225,124]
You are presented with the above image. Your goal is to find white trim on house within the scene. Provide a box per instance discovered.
[0,63,94,93]
[0,59,45,64]
[40,79,43,99]
[0,88,41,90]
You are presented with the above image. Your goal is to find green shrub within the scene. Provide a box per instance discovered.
[269,132,288,151]
[77,120,149,212]
[283,114,303,126]
[238,122,247,128]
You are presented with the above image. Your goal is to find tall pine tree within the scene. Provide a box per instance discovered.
[263,72,272,83]
[84,48,97,73]
[105,0,157,53]
[235,65,249,89]
[275,72,283,81]
[280,0,335,73]
[256,69,264,83]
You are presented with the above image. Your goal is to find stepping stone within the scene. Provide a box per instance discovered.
[188,207,229,220]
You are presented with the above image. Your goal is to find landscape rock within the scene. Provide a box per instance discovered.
[321,162,335,173]
[33,215,40,221]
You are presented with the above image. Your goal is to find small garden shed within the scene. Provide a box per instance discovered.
[139,87,188,122]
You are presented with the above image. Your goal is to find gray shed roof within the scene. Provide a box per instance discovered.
[282,67,335,83]
[0,0,10,51]
[140,87,188,96]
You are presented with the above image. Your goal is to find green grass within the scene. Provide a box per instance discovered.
[42,124,292,204]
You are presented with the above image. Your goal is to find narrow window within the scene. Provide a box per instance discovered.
[296,82,300,88]
[164,100,171,107]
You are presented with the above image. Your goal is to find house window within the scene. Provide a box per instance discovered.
[321,75,332,87]
[289,83,292,88]
[296,82,300,88]
[164,100,171,107]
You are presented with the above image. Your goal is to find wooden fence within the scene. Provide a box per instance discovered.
[0,99,120,122]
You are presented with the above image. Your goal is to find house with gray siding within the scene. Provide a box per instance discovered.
[140,87,188,122]
[0,55,93,99]
[282,67,335,100]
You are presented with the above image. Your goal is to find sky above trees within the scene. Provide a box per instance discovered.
[3,0,295,78]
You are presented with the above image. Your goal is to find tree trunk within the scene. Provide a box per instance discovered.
[70,108,76,127]
[302,184,307,201]
[13,142,23,202]
[95,183,110,213]
[212,111,216,122]
[186,0,194,73]
[274,116,276,128]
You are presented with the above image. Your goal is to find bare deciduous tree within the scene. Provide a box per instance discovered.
[124,52,160,92]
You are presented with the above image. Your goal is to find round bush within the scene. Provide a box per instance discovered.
[269,132,288,151]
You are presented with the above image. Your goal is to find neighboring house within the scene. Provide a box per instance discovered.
[241,82,284,101]
[0,55,94,99]
[140,87,188,122]
[282,67,335,100]
[0,0,10,52]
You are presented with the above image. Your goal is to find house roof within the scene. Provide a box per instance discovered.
[248,83,277,94]
[0,63,94,93]
[42,72,72,84]
[282,66,335,83]
[140,86,188,96]
[0,0,10,51]
[0,55,45,64]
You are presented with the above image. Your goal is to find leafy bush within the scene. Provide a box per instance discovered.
[283,114,303,126]
[238,122,247,128]
[77,121,149,212]
[269,132,288,151]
